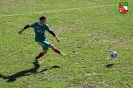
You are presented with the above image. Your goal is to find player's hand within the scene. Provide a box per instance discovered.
[57,38,60,42]
[55,36,60,42]
[18,30,23,34]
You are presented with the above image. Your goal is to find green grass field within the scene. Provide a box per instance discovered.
[0,0,133,88]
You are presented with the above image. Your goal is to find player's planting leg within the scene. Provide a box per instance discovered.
[49,44,61,54]
[35,50,47,62]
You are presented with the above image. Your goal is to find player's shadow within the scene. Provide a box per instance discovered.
[106,63,114,68]
[0,62,60,82]
[39,65,60,73]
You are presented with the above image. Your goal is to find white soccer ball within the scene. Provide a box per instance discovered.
[110,51,118,58]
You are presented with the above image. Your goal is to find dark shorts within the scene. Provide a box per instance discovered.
[37,39,50,50]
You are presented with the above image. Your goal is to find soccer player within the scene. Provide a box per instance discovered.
[18,16,65,63]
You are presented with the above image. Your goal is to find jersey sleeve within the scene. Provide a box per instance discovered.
[45,24,52,32]
[29,22,36,27]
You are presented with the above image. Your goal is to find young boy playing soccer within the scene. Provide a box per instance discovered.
[18,16,64,63]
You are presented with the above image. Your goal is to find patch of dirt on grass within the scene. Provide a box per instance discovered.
[85,72,99,76]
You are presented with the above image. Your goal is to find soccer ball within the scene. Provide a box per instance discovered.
[110,51,118,58]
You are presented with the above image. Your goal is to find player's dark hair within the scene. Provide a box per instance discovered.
[39,16,46,20]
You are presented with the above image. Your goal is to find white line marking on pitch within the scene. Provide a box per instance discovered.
[0,4,113,17]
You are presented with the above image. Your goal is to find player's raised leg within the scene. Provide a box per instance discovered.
[49,44,61,54]
[49,44,65,56]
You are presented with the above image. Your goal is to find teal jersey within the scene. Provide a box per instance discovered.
[29,22,51,41]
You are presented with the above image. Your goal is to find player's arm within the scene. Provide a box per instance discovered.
[18,25,30,34]
[46,24,60,42]
[49,31,60,42]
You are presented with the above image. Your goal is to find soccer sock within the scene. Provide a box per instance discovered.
[35,52,44,59]
[54,48,61,54]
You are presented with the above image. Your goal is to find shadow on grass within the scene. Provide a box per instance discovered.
[106,63,114,68]
[0,62,60,82]
[39,65,60,73]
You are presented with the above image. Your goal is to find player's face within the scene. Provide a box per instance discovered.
[40,19,46,24]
